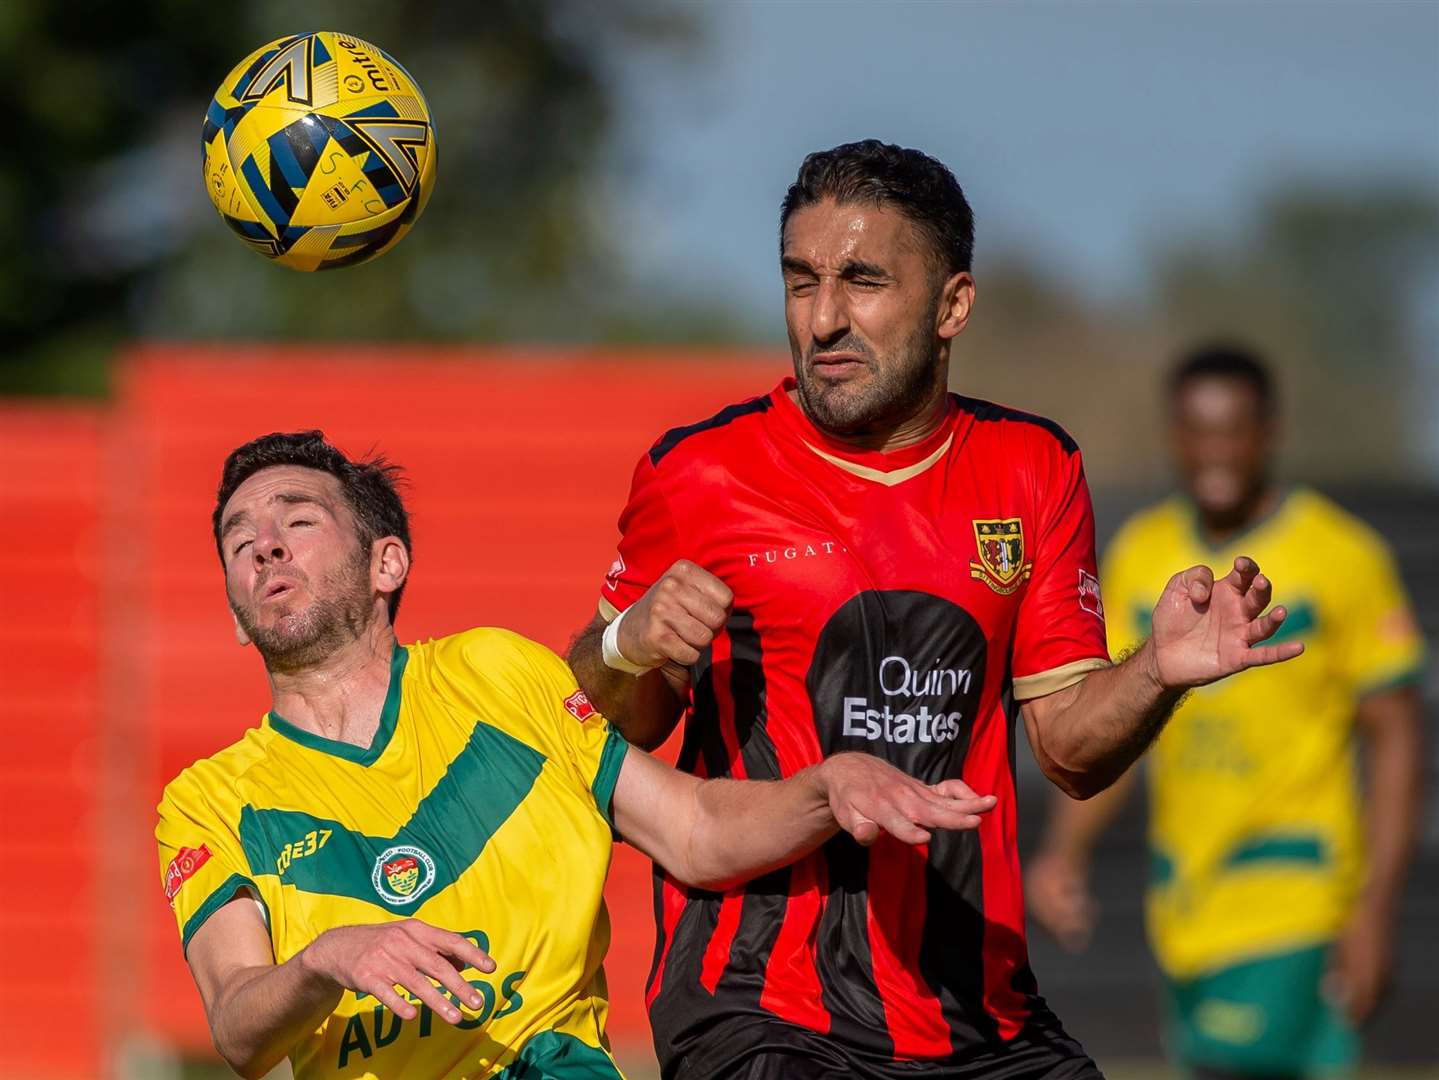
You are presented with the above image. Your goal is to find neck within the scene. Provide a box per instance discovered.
[267,619,398,748]
[1196,484,1281,545]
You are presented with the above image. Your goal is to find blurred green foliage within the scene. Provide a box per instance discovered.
[0,0,700,395]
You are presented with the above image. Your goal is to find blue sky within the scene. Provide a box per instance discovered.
[611,1,1439,317]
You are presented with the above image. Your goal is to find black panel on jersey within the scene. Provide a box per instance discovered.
[649,397,773,466]
[952,395,1079,456]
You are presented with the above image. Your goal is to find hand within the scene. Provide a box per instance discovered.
[301,920,496,1025]
[1325,905,1394,1024]
[1148,556,1304,690]
[817,753,997,846]
[618,559,733,671]
[1025,848,1096,952]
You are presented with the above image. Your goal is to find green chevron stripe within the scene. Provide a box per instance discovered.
[240,719,546,916]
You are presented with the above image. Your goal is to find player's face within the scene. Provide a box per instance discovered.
[781,199,972,439]
[1171,376,1274,519]
[218,466,378,671]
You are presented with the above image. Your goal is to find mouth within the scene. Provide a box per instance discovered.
[810,352,868,379]
[261,580,298,603]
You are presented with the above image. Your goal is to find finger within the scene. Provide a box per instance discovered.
[1242,640,1304,668]
[394,964,464,1025]
[1246,605,1287,644]
[658,632,701,667]
[670,560,734,608]
[878,810,932,845]
[929,778,981,800]
[1178,565,1213,605]
[661,610,717,651]
[1228,556,1260,592]
[1240,571,1272,620]
[436,931,496,975]
[413,948,486,1011]
[681,594,731,632]
[363,979,419,1021]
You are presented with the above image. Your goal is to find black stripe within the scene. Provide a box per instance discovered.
[815,838,892,1056]
[952,394,1079,455]
[649,396,772,466]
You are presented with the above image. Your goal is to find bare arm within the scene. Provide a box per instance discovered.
[568,615,688,750]
[1023,557,1302,799]
[187,899,494,1078]
[1330,684,1425,1021]
[1025,767,1141,950]
[568,560,733,750]
[612,748,996,891]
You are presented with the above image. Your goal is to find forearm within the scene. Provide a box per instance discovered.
[208,950,342,1078]
[685,768,838,890]
[1028,640,1185,798]
[1358,689,1424,918]
[567,619,686,750]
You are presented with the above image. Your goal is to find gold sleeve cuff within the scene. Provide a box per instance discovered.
[597,596,623,624]
[1011,657,1112,701]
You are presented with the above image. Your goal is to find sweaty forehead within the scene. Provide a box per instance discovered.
[223,465,343,519]
[782,200,927,267]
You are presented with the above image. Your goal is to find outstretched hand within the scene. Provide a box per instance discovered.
[1149,556,1303,690]
[818,753,997,846]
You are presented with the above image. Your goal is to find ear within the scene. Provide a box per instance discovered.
[936,272,975,341]
[231,607,252,648]
[373,538,411,612]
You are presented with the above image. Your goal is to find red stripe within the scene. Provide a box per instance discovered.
[964,699,1028,1038]
[758,852,831,1033]
[866,836,952,1057]
[697,635,748,993]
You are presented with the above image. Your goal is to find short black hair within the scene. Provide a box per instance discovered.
[1169,342,1277,419]
[779,139,975,275]
[213,431,412,620]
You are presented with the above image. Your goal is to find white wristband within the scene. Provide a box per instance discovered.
[602,608,656,675]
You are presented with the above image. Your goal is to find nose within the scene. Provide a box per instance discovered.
[809,277,850,346]
[251,522,291,568]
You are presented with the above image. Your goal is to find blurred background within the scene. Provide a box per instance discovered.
[0,2,1435,1078]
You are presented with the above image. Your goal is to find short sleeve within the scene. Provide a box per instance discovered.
[1332,531,1426,696]
[511,637,632,828]
[156,779,263,954]
[597,451,684,622]
[1010,446,1111,700]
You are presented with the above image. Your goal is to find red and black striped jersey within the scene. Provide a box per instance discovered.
[597,379,1110,1066]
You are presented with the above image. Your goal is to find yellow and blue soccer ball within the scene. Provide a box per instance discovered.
[202,32,436,271]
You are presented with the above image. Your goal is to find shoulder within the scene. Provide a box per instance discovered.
[157,729,270,827]
[645,391,775,472]
[1286,487,1391,556]
[422,627,574,692]
[951,394,1081,458]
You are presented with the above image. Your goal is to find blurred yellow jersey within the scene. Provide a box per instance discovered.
[156,629,630,1080]
[1102,488,1425,978]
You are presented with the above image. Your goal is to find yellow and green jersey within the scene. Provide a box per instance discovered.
[155,628,631,1080]
[1102,488,1425,979]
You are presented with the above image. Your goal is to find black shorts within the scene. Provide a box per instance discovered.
[666,1015,1104,1080]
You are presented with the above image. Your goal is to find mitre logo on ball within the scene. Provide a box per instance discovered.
[202,31,436,271]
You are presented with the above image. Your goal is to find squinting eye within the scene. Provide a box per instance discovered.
[232,540,252,556]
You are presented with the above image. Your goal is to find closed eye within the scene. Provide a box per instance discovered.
[232,539,252,556]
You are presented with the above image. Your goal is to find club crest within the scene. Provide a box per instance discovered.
[372,844,437,905]
[970,518,1033,595]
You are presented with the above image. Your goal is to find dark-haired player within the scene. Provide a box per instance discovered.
[155,431,996,1080]
[1027,345,1425,1080]
[566,141,1306,1080]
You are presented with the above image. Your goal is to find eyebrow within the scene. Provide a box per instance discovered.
[780,256,892,279]
[219,493,329,540]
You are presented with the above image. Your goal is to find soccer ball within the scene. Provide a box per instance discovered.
[202,32,436,271]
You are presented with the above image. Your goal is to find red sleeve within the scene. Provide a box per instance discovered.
[1010,444,1110,700]
[597,451,684,621]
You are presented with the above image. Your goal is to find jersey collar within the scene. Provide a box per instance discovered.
[769,378,959,486]
[266,644,409,766]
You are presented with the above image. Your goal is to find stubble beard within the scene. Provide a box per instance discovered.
[792,318,945,439]
[232,546,375,675]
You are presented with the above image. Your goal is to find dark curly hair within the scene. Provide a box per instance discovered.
[779,139,975,275]
[213,431,412,620]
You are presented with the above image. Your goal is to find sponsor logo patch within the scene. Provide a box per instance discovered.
[1078,569,1104,618]
[164,844,212,905]
[970,518,1033,595]
[563,690,597,722]
[604,554,625,591]
[372,844,437,906]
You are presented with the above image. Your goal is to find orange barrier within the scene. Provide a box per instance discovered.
[21,344,782,1074]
